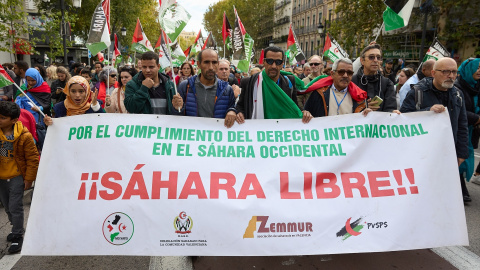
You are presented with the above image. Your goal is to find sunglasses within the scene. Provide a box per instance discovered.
[334,69,354,76]
[367,55,382,61]
[109,74,117,78]
[310,63,322,66]
[264,58,283,66]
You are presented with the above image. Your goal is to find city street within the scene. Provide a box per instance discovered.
[1,152,480,270]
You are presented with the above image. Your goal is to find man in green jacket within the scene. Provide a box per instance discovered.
[124,51,176,114]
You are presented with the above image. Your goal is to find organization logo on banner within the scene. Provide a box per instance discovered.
[336,217,388,241]
[102,212,134,245]
[243,216,313,239]
[174,211,193,235]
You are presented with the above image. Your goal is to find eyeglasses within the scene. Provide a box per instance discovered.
[264,58,283,66]
[310,62,322,66]
[109,74,117,78]
[435,69,457,76]
[367,55,382,61]
[334,69,354,76]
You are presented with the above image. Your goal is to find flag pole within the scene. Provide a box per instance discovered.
[163,31,181,112]
[12,83,45,117]
[374,22,385,42]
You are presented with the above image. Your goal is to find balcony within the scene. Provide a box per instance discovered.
[275,0,292,10]
[275,16,290,25]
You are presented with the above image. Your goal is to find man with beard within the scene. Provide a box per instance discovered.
[401,57,469,203]
[236,46,312,124]
[398,59,436,107]
[172,49,237,128]
[351,43,396,112]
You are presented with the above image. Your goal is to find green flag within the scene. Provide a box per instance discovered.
[260,70,302,119]
[158,0,191,42]
[383,0,415,31]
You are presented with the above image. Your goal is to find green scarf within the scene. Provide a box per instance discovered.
[261,69,303,119]
[279,70,327,92]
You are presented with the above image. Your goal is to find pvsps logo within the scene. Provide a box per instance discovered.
[336,217,364,241]
[102,212,134,245]
[174,211,193,234]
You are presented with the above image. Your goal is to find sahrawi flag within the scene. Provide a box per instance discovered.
[155,30,172,70]
[323,34,349,62]
[112,34,122,67]
[158,0,191,42]
[86,0,111,56]
[232,7,249,72]
[0,64,14,88]
[423,38,449,62]
[222,12,233,50]
[191,30,203,55]
[170,41,186,66]
[132,18,153,53]
[286,24,305,65]
[202,33,217,50]
[383,0,415,31]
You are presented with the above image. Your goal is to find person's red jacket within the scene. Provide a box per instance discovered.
[18,109,38,142]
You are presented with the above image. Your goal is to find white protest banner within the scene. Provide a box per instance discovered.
[23,112,468,256]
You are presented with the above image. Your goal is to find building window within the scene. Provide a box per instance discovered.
[311,41,314,54]
[307,17,310,26]
[301,42,303,51]
[319,12,322,22]
[313,15,315,25]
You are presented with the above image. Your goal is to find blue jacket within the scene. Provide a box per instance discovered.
[53,101,105,118]
[173,75,236,118]
[400,77,468,159]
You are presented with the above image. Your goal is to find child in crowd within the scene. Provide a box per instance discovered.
[0,101,39,253]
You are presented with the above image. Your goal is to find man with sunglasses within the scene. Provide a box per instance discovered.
[299,55,325,110]
[304,58,370,117]
[352,43,396,112]
[171,49,237,128]
[236,46,312,124]
[401,57,469,203]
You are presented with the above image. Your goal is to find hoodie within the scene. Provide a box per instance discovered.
[0,122,39,181]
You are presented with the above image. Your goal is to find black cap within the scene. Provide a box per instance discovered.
[385,59,393,64]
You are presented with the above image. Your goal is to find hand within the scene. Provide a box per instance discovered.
[56,88,63,94]
[142,78,155,89]
[398,59,404,65]
[105,94,111,106]
[458,158,465,166]
[31,106,39,112]
[24,180,33,190]
[1,95,8,101]
[224,111,237,128]
[236,112,245,124]
[302,110,313,124]
[362,108,373,116]
[430,104,445,113]
[368,41,377,46]
[392,110,401,115]
[172,93,183,110]
[91,89,99,107]
[367,98,380,111]
[232,85,241,98]
[44,115,53,126]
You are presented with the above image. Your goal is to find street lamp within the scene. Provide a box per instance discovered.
[121,27,127,37]
[72,0,81,8]
[269,40,274,47]
[317,22,324,36]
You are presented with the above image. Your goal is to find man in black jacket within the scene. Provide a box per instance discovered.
[352,44,396,112]
[401,57,470,203]
[235,46,312,124]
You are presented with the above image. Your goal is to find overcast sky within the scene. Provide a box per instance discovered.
[179,0,219,35]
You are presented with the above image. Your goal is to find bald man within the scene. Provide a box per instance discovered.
[400,57,470,203]
[399,59,436,107]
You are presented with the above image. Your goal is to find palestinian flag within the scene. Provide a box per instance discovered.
[323,34,349,62]
[0,64,14,88]
[222,12,233,50]
[112,34,122,67]
[191,30,203,54]
[158,0,191,42]
[202,33,217,50]
[86,0,111,56]
[132,18,154,53]
[423,38,449,62]
[383,0,415,31]
[183,45,191,58]
[286,24,305,65]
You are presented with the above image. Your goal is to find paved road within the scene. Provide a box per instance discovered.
[1,152,480,269]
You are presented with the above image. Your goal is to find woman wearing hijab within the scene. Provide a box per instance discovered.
[456,58,480,191]
[15,68,52,123]
[44,76,103,125]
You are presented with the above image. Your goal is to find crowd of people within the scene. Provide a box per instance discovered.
[1,43,479,254]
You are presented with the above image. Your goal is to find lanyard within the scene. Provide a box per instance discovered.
[276,78,280,85]
[332,88,348,115]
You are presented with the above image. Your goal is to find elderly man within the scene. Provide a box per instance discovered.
[299,64,310,79]
[172,49,237,128]
[400,57,470,203]
[351,43,396,112]
[236,46,312,123]
[217,59,241,100]
[304,58,370,117]
[294,66,303,77]
[298,55,325,110]
[399,59,436,107]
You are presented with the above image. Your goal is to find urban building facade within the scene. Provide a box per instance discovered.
[272,0,293,51]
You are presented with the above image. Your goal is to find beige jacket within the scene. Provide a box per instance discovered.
[105,87,128,113]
